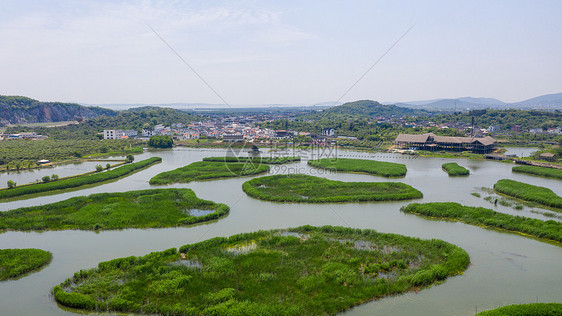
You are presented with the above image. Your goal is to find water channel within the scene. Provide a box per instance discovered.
[0,148,561,315]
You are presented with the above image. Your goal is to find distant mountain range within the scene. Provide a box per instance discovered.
[390,93,562,111]
[0,95,117,125]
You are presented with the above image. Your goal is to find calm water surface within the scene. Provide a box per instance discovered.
[0,148,561,316]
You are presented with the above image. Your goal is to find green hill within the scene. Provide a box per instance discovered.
[302,100,422,120]
[0,95,117,125]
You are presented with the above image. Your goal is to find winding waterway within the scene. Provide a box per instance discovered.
[0,148,561,315]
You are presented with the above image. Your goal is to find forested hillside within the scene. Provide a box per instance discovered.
[0,95,116,125]
[300,100,424,120]
[420,109,562,131]
[5,108,203,140]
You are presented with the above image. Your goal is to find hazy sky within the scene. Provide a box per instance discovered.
[1,0,561,106]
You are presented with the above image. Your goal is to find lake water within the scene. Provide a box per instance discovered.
[0,148,561,315]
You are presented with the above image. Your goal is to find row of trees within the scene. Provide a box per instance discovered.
[148,135,173,148]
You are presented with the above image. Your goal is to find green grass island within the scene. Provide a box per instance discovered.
[307,158,407,178]
[477,303,562,315]
[149,161,270,185]
[512,165,562,180]
[0,248,52,280]
[0,157,161,200]
[0,189,229,231]
[202,156,300,164]
[494,179,562,210]
[441,162,469,176]
[53,225,469,315]
[402,202,562,244]
[243,174,422,203]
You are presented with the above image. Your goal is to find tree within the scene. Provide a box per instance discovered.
[106,163,111,170]
[96,165,103,172]
[7,180,16,189]
[125,154,134,163]
[148,135,173,148]
[42,175,51,183]
[51,174,59,181]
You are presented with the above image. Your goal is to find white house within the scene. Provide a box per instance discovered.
[322,128,335,137]
[142,129,155,137]
[104,130,122,139]
[529,128,544,134]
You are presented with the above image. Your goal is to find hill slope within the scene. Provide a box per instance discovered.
[303,100,422,119]
[0,96,117,125]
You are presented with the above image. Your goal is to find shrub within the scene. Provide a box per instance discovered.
[150,161,269,185]
[477,303,562,315]
[203,156,300,164]
[0,188,228,231]
[7,180,16,189]
[148,135,173,148]
[402,202,562,243]
[54,226,469,315]
[242,174,422,203]
[494,179,562,210]
[0,248,52,280]
[512,165,562,180]
[41,175,50,183]
[441,163,469,176]
[0,157,161,200]
[308,158,407,178]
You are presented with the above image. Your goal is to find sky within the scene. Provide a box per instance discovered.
[1,0,561,106]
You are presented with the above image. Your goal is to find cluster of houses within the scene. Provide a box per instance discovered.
[529,127,562,135]
[0,132,48,140]
[104,121,278,141]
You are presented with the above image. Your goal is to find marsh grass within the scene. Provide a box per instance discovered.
[149,161,269,185]
[307,158,407,178]
[53,226,469,315]
[477,303,562,315]
[402,202,562,244]
[203,156,300,164]
[441,163,469,176]
[512,165,562,180]
[0,189,228,231]
[0,248,52,280]
[0,157,161,200]
[242,174,422,203]
[494,179,562,210]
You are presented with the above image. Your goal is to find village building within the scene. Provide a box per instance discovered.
[394,133,496,154]
[322,128,335,137]
[539,152,555,161]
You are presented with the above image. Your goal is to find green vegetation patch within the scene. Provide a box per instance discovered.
[149,161,269,185]
[0,157,161,200]
[0,248,52,280]
[0,138,143,169]
[441,162,469,176]
[243,174,422,203]
[53,225,469,315]
[0,189,228,231]
[494,179,562,210]
[401,202,562,244]
[203,156,301,164]
[308,158,407,178]
[512,165,562,180]
[477,303,562,315]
